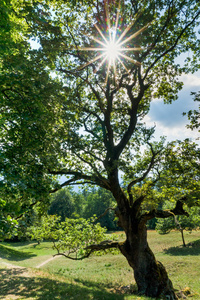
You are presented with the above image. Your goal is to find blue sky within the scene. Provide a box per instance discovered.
[144,71,200,142]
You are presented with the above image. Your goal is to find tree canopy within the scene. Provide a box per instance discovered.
[1,0,199,200]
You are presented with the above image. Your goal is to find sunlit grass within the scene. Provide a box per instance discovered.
[0,231,200,299]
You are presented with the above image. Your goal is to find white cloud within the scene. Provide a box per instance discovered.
[144,111,199,143]
[180,72,200,88]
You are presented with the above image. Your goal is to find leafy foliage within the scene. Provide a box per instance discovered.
[81,187,117,230]
[0,0,67,220]
[0,212,18,240]
[159,139,200,207]
[28,215,107,259]
[183,91,200,132]
[1,0,199,211]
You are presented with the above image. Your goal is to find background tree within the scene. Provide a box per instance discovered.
[156,202,200,247]
[28,214,108,258]
[81,187,117,230]
[1,1,200,299]
[158,139,200,208]
[48,187,117,229]
[48,187,76,221]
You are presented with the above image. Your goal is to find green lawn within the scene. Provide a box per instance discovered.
[0,230,200,299]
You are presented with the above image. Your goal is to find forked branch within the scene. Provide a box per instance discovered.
[127,142,162,200]
[139,198,189,225]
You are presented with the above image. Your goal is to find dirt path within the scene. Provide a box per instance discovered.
[0,254,59,270]
[35,255,59,268]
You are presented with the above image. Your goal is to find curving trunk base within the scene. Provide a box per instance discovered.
[119,226,177,299]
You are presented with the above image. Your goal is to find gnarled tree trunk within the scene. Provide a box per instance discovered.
[115,201,177,299]
[119,225,177,299]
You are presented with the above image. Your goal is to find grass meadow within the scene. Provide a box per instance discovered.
[0,230,200,299]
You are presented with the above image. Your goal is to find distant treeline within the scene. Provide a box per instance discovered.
[47,187,158,230]
[10,186,158,243]
[48,187,119,231]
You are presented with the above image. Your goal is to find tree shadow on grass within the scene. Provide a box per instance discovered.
[0,244,36,261]
[0,268,130,300]
[163,239,200,256]
[74,278,138,296]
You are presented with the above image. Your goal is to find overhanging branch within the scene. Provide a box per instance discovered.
[53,240,119,260]
[143,10,200,80]
[49,169,110,192]
[85,240,119,252]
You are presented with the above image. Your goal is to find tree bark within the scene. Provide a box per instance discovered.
[180,229,186,247]
[118,216,177,299]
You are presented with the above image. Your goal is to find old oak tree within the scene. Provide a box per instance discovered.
[1,0,200,299]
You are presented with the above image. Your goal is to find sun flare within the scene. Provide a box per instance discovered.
[75,1,150,84]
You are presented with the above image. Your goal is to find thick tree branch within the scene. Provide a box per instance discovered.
[85,240,119,252]
[131,195,145,212]
[139,198,189,225]
[104,84,115,151]
[94,207,116,224]
[53,251,93,260]
[110,73,131,98]
[49,169,110,193]
[114,81,149,159]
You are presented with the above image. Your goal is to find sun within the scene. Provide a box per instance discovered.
[104,39,120,63]
[102,28,121,65]
[76,1,150,84]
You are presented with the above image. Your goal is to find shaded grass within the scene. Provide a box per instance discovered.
[43,254,134,289]
[163,239,200,255]
[0,241,56,268]
[0,244,36,261]
[0,231,200,299]
[0,267,131,300]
